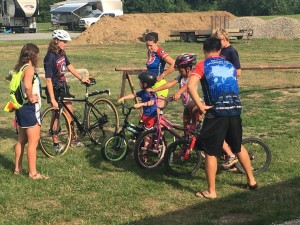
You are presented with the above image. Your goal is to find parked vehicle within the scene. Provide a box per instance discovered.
[50,0,123,31]
[0,0,39,33]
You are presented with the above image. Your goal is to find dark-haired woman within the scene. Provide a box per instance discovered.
[14,43,49,179]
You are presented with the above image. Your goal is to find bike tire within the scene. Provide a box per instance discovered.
[164,139,202,177]
[39,107,71,157]
[133,128,169,169]
[235,137,272,174]
[87,98,119,145]
[101,133,128,161]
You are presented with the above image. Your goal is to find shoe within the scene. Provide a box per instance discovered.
[71,140,85,147]
[28,173,49,180]
[247,182,258,190]
[223,165,238,172]
[222,156,238,169]
[53,144,64,153]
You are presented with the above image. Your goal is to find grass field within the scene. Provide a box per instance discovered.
[0,38,299,225]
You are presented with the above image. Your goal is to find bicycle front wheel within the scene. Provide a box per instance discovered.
[235,137,272,174]
[101,133,128,161]
[39,107,71,157]
[87,98,119,145]
[134,128,168,169]
[164,140,202,177]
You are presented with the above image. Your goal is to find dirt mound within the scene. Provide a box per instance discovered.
[74,11,235,44]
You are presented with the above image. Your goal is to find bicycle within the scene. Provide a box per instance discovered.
[39,78,119,157]
[133,97,197,169]
[101,104,144,161]
[164,121,272,177]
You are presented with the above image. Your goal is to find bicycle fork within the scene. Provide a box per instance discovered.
[182,136,197,160]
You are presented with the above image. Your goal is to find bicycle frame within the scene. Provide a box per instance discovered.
[48,82,110,136]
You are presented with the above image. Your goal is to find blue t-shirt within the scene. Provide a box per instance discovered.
[44,50,71,87]
[191,56,242,117]
[135,90,157,117]
[221,45,241,69]
[146,47,168,76]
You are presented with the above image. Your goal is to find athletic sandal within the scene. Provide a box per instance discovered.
[195,190,217,199]
[14,171,20,175]
[28,173,49,180]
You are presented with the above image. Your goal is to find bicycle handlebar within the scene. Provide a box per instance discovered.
[121,103,134,117]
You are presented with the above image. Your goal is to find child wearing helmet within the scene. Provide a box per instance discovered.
[147,53,200,131]
[118,71,157,130]
[44,30,90,149]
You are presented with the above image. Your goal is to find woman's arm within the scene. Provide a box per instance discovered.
[157,55,175,81]
[67,64,90,83]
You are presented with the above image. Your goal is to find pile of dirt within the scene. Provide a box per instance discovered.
[74,11,235,44]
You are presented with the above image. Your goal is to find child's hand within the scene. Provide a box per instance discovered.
[146,88,154,93]
[133,103,143,109]
[173,93,181,101]
[117,98,124,104]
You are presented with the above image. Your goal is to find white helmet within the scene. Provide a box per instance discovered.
[52,30,72,41]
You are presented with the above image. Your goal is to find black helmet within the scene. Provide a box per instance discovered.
[175,53,197,69]
[138,71,157,88]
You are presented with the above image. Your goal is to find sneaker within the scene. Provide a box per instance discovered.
[71,140,85,147]
[222,156,238,169]
[53,144,64,154]
[223,165,238,172]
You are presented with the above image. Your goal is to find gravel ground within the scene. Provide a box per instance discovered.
[0,32,81,41]
[276,219,300,225]
[230,17,300,39]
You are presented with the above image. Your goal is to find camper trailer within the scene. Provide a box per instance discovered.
[51,0,123,30]
[0,0,39,33]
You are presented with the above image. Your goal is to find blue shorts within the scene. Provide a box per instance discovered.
[16,103,41,128]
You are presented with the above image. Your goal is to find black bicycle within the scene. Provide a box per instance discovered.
[101,104,144,161]
[39,78,119,157]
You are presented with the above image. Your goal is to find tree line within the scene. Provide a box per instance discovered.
[38,0,300,22]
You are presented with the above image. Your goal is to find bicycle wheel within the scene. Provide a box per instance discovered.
[87,98,119,145]
[164,139,202,177]
[101,133,128,161]
[134,128,168,169]
[40,107,71,157]
[235,137,272,174]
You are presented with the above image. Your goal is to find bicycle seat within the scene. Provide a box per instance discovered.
[83,78,96,87]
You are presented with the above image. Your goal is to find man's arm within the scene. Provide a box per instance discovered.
[187,76,208,114]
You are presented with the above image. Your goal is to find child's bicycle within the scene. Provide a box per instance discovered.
[39,78,119,157]
[101,104,144,161]
[164,118,272,177]
[133,96,197,169]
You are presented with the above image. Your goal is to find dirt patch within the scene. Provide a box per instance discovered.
[74,11,235,45]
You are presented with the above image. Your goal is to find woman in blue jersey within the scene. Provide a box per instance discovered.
[14,43,49,179]
[44,30,90,149]
[144,32,175,107]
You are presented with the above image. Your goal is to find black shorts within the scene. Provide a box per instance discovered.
[46,82,73,103]
[195,116,242,157]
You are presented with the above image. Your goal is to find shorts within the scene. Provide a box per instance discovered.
[152,79,168,97]
[46,82,73,103]
[183,105,189,116]
[141,115,157,130]
[195,116,242,157]
[16,103,41,128]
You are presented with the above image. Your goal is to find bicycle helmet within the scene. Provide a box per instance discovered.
[52,30,72,41]
[138,71,157,88]
[175,53,197,69]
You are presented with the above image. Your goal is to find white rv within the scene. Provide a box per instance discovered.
[51,0,123,30]
[0,0,39,33]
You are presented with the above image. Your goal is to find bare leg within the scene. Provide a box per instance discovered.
[14,128,27,173]
[26,124,40,176]
[223,141,235,156]
[195,154,218,199]
[236,145,256,186]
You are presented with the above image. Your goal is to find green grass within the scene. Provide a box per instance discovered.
[258,14,300,20]
[0,39,299,225]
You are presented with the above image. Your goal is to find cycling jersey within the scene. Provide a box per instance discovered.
[191,56,242,117]
[146,47,168,76]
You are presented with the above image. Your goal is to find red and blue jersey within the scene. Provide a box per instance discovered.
[146,47,168,76]
[191,56,242,117]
